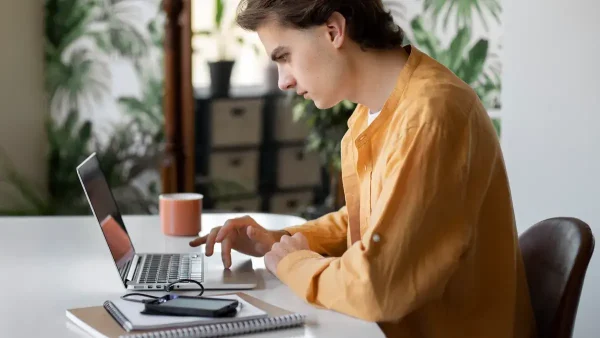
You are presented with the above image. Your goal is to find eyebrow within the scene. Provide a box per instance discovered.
[270,46,288,62]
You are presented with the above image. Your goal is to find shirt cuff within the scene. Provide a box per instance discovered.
[276,250,335,300]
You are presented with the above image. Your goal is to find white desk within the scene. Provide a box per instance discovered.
[0,213,383,338]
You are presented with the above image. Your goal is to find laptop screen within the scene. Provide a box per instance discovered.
[76,153,135,283]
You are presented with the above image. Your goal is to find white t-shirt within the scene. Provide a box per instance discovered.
[368,110,381,126]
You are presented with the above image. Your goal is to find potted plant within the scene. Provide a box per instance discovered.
[290,96,356,216]
[197,0,261,97]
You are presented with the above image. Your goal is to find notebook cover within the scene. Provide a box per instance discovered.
[105,294,268,331]
[66,292,298,338]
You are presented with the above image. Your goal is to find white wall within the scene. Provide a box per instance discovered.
[502,0,600,336]
[0,1,47,209]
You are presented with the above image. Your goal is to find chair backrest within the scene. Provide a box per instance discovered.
[519,217,595,338]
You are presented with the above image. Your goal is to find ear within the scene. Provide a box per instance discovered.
[325,11,346,49]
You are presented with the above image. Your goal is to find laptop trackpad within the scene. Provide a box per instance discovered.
[202,252,258,289]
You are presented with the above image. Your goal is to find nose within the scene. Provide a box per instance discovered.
[278,67,296,91]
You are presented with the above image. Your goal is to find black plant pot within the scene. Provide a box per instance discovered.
[208,61,235,98]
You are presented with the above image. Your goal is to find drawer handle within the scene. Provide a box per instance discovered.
[286,199,299,209]
[295,151,305,161]
[230,107,246,117]
[229,158,243,167]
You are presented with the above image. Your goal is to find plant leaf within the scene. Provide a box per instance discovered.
[447,26,471,72]
[215,0,224,29]
[410,16,440,60]
[460,39,488,84]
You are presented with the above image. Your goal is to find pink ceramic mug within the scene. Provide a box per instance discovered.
[159,193,203,236]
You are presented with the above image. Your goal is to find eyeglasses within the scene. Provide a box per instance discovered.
[120,279,205,304]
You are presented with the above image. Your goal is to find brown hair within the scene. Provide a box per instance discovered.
[236,0,405,51]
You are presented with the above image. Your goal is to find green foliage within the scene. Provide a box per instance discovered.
[91,0,152,59]
[45,0,111,111]
[423,0,502,31]
[118,75,165,142]
[291,97,356,172]
[409,16,501,110]
[45,0,96,56]
[0,110,163,216]
[492,117,501,137]
[47,110,94,214]
[215,0,225,29]
[0,0,166,216]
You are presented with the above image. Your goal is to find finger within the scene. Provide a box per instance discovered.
[221,237,233,269]
[292,232,309,248]
[264,252,274,274]
[271,242,289,255]
[216,216,257,242]
[280,234,291,245]
[264,252,279,275]
[205,227,221,256]
[189,235,207,247]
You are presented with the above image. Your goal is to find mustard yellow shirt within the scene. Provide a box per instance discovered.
[279,46,536,337]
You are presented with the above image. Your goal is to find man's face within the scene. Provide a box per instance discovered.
[256,17,348,109]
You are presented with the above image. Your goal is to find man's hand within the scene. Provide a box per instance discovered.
[189,215,288,269]
[265,233,310,276]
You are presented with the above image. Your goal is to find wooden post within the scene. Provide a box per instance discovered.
[179,0,195,192]
[162,0,194,193]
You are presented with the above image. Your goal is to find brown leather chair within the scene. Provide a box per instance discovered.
[519,217,595,338]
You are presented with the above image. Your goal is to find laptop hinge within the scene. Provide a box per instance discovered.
[126,255,140,283]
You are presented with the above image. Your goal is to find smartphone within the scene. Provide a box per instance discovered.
[142,295,239,317]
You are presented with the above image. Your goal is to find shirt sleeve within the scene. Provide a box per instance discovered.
[276,121,476,322]
[283,206,348,257]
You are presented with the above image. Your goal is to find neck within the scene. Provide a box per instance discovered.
[345,46,409,112]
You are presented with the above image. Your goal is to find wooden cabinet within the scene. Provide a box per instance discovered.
[193,86,326,216]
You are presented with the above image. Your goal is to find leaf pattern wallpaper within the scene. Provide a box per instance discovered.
[0,0,166,215]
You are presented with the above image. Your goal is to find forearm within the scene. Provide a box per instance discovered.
[283,206,349,257]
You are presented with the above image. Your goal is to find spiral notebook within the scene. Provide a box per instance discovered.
[66,292,305,338]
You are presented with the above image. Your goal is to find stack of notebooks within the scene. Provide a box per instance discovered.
[66,293,305,338]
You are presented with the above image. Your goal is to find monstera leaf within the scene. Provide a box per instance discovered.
[423,0,502,31]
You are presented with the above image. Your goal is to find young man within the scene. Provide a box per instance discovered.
[190,1,536,336]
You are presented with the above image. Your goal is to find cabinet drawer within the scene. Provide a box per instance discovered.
[209,150,259,196]
[273,97,310,142]
[270,191,314,215]
[213,197,261,213]
[211,99,264,147]
[277,146,321,188]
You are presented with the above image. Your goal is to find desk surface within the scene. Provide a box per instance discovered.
[0,213,383,338]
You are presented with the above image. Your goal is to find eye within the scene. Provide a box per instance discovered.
[279,53,290,62]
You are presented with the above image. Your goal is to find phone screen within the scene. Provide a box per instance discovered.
[162,297,236,311]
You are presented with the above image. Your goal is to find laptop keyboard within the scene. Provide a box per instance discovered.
[137,254,203,284]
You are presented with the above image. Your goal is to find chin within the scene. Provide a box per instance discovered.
[312,98,340,110]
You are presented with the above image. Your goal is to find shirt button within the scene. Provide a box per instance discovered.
[372,233,381,243]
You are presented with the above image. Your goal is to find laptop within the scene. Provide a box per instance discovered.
[76,153,258,291]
